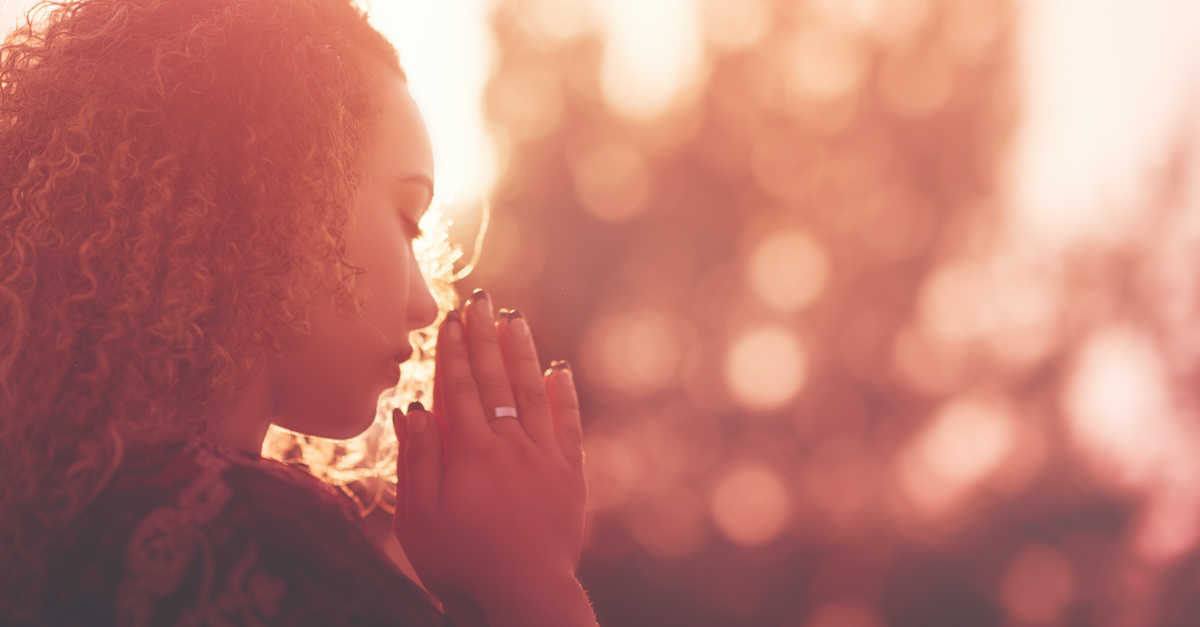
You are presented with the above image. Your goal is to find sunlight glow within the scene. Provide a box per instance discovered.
[1065,327,1180,488]
[595,0,706,120]
[1010,0,1200,247]
[1064,327,1200,562]
[364,0,496,216]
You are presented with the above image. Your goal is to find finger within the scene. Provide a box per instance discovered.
[545,360,584,469]
[394,404,452,598]
[392,405,414,543]
[435,310,491,443]
[464,290,521,438]
[404,402,443,516]
[498,310,556,448]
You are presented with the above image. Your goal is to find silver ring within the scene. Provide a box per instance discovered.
[491,406,518,421]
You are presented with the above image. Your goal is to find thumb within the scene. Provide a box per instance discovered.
[404,401,443,517]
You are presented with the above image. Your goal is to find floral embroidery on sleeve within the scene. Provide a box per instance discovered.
[114,445,286,627]
[45,441,446,626]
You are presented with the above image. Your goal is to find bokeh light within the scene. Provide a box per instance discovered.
[583,309,695,395]
[572,141,653,222]
[899,395,1016,516]
[746,229,830,314]
[725,326,809,411]
[1000,544,1076,624]
[710,464,790,546]
[398,0,1200,622]
[786,24,867,104]
[583,434,645,511]
[698,0,770,51]
[802,602,882,627]
[8,0,1198,623]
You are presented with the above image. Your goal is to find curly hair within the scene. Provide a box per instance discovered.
[0,0,403,615]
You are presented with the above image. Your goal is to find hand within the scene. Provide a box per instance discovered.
[392,291,596,627]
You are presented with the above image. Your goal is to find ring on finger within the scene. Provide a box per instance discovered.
[490,406,519,421]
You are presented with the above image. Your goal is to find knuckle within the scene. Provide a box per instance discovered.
[445,378,479,398]
[477,374,511,393]
[562,425,583,448]
[512,351,538,366]
[470,326,500,344]
[406,442,439,464]
[520,386,551,409]
[556,392,580,412]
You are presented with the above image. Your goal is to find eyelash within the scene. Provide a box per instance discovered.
[402,216,424,241]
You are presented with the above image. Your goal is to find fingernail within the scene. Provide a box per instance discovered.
[408,408,428,433]
[407,401,425,413]
[508,310,528,338]
[444,310,463,341]
[553,360,574,386]
[471,289,493,318]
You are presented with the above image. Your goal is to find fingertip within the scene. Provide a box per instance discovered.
[442,310,464,342]
[407,408,429,434]
[393,407,405,435]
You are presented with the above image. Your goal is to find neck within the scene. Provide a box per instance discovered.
[206,363,275,456]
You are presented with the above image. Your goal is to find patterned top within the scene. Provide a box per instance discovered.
[39,440,451,627]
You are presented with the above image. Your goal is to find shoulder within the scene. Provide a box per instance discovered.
[43,440,447,627]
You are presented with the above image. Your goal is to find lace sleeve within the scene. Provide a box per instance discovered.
[43,441,450,627]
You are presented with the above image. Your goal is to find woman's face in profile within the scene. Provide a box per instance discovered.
[268,74,439,440]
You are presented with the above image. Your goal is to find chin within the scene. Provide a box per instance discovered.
[279,397,381,441]
[324,409,380,440]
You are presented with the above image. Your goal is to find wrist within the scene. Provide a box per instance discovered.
[474,571,598,627]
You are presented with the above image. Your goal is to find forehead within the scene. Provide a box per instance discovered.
[366,75,434,186]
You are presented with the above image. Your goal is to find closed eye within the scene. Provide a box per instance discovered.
[401,215,424,241]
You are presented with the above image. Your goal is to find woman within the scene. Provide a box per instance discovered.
[0,0,597,625]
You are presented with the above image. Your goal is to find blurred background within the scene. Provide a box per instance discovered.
[445,1,1200,625]
[9,0,1200,625]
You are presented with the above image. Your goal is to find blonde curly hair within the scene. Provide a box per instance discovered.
[0,0,404,616]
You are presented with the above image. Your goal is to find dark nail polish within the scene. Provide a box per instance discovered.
[470,288,489,304]
[445,309,461,323]
[552,359,571,373]
[407,401,425,413]
[498,307,512,317]
[507,309,524,321]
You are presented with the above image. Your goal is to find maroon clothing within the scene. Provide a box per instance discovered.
[41,440,450,627]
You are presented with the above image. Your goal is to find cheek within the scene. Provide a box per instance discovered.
[350,226,412,331]
[269,314,397,439]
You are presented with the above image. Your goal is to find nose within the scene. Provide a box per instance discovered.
[407,250,439,331]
